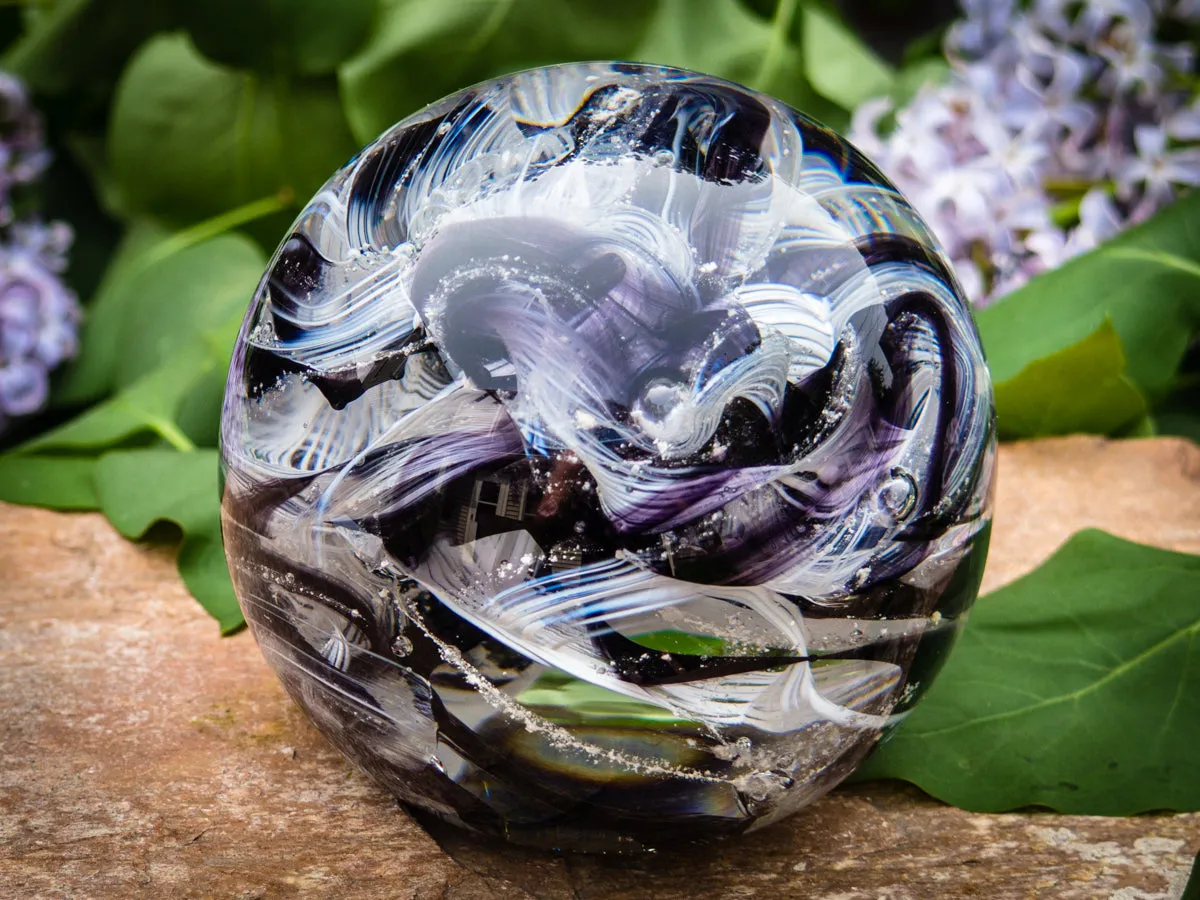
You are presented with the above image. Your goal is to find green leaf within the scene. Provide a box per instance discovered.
[173,365,230,449]
[632,0,843,126]
[54,220,171,407]
[339,0,851,145]
[857,530,1200,815]
[110,234,263,390]
[1183,852,1200,900]
[798,4,894,110]
[340,0,659,144]
[3,0,175,96]
[94,448,241,633]
[977,193,1200,402]
[891,56,948,106]
[56,228,264,407]
[993,318,1148,439]
[178,534,243,634]
[633,0,786,86]
[177,0,375,75]
[24,340,217,456]
[95,448,215,538]
[18,222,267,632]
[109,33,357,225]
[0,456,99,510]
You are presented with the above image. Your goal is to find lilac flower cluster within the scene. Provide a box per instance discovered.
[0,72,78,435]
[851,0,1200,304]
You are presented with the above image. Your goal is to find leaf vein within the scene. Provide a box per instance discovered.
[1105,247,1200,280]
[908,618,1200,741]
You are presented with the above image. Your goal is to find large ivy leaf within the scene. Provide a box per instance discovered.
[94,449,241,633]
[56,230,264,407]
[977,192,1200,403]
[992,318,1148,439]
[54,220,172,407]
[340,0,850,154]
[177,0,375,76]
[20,229,260,456]
[109,33,357,225]
[631,0,837,123]
[4,130,271,634]
[799,4,894,111]
[108,234,263,390]
[172,364,232,450]
[22,343,219,455]
[857,530,1200,815]
[0,456,99,510]
[3,0,175,97]
[339,0,660,144]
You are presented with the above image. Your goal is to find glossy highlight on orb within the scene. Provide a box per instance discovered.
[219,62,996,851]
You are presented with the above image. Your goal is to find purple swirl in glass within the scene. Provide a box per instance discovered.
[220,62,995,852]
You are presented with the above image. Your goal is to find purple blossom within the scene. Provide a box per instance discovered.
[947,0,1017,59]
[0,73,50,222]
[1000,35,1100,159]
[1078,0,1155,45]
[1173,0,1200,21]
[0,73,79,437]
[1167,98,1200,140]
[1096,22,1167,97]
[1117,124,1200,218]
[850,0,1200,304]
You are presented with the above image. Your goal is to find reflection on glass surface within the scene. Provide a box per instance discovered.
[220,62,995,851]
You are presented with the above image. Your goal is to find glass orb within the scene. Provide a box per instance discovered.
[220,62,995,852]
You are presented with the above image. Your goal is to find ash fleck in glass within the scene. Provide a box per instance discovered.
[220,62,995,852]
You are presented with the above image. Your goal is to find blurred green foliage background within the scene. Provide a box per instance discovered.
[1,0,948,326]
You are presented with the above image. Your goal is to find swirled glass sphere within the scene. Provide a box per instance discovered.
[220,62,995,852]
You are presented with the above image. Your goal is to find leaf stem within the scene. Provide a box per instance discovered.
[1105,247,1200,280]
[146,415,197,453]
[465,0,515,55]
[754,0,798,92]
[1,0,86,71]
[142,189,293,269]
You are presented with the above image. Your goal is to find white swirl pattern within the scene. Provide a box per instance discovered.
[220,63,995,846]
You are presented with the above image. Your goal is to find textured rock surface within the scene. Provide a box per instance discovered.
[982,435,1200,593]
[2,435,1198,899]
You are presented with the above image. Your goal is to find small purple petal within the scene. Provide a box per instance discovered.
[0,359,48,415]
